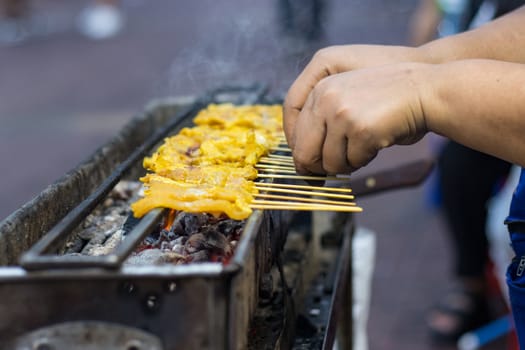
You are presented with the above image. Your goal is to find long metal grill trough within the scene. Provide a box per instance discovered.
[0,86,298,350]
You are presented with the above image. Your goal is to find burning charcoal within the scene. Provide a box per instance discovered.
[217,219,244,237]
[182,213,209,235]
[185,233,205,253]
[202,228,232,255]
[188,250,209,263]
[186,229,232,258]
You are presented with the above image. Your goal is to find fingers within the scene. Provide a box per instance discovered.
[323,125,353,174]
[283,50,335,149]
[291,91,326,175]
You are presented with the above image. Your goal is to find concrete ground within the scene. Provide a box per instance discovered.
[0,0,513,349]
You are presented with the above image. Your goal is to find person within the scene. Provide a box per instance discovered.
[407,0,523,342]
[282,5,525,348]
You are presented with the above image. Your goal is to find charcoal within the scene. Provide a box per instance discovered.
[185,233,205,253]
[200,228,231,256]
[217,219,244,237]
[182,213,209,235]
[188,250,209,263]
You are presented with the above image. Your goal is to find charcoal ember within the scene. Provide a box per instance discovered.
[187,250,209,263]
[186,230,231,257]
[170,212,209,236]
[185,233,205,253]
[217,219,244,238]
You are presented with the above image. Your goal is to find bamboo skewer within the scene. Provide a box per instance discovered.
[258,169,299,174]
[254,194,356,206]
[255,185,355,200]
[252,199,356,207]
[266,154,294,161]
[256,173,349,181]
[255,164,296,171]
[258,158,295,166]
[249,204,363,212]
[254,182,353,193]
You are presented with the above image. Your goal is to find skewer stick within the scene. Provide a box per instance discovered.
[252,200,356,207]
[258,158,295,166]
[250,204,363,212]
[270,146,292,153]
[254,194,356,206]
[257,173,348,181]
[254,182,353,193]
[259,169,299,175]
[255,164,296,171]
[255,185,355,199]
[266,154,294,161]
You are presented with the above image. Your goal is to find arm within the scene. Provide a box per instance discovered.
[291,59,525,175]
[284,6,525,175]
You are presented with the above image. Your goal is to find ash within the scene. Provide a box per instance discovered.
[61,180,244,265]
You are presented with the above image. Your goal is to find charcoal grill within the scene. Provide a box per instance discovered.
[0,85,434,350]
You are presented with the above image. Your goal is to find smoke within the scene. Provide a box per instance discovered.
[163,5,320,99]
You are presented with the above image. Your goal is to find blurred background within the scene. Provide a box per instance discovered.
[0,0,512,349]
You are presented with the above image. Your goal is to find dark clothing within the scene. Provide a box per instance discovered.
[438,142,512,278]
[506,168,525,348]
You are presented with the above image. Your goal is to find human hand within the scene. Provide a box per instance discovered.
[283,45,424,145]
[286,62,435,175]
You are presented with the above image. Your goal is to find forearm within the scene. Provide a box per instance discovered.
[418,6,525,63]
[425,59,525,166]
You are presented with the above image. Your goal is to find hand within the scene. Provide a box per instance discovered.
[287,62,434,175]
[283,45,423,146]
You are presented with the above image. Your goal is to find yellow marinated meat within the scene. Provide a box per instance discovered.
[132,103,283,220]
[146,165,258,185]
[193,103,283,133]
[131,178,256,220]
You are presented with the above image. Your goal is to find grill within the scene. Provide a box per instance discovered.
[0,85,433,350]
